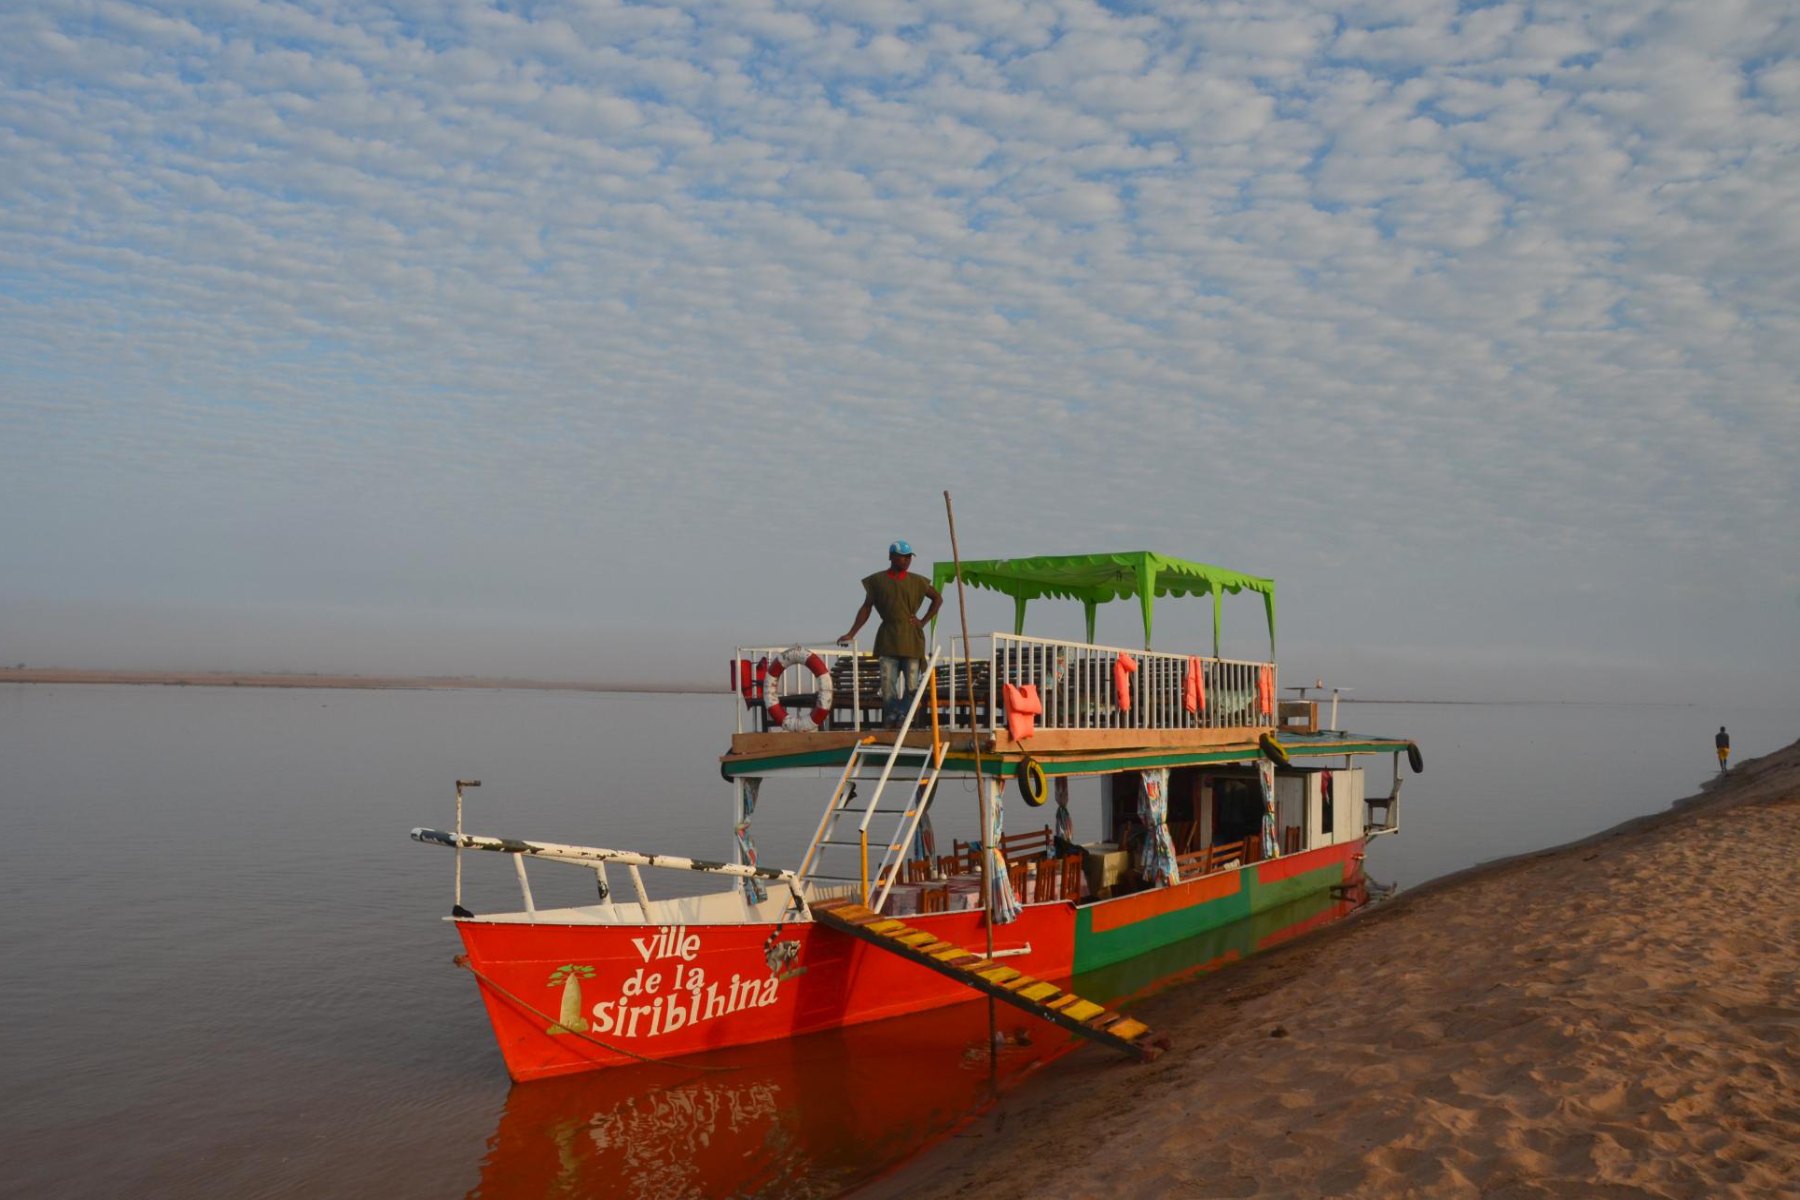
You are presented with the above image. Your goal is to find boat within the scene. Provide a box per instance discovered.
[413,551,1420,1082]
[468,891,1368,1196]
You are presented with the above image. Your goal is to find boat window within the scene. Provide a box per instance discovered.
[1213,778,1261,844]
[1102,771,1143,843]
[1168,767,1200,826]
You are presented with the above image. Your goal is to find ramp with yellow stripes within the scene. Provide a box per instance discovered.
[811,899,1167,1062]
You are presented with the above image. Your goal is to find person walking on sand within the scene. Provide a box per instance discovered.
[1716,726,1730,775]
[839,540,942,728]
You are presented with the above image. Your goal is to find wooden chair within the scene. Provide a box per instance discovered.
[902,857,933,883]
[999,826,1053,863]
[1060,854,1084,900]
[1028,853,1083,901]
[1282,825,1302,854]
[919,884,950,914]
[1006,859,1029,902]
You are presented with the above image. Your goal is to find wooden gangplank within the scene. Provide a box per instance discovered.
[810,899,1166,1062]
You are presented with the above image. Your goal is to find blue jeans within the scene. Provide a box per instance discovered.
[879,657,922,727]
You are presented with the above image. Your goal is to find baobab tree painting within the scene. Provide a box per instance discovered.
[546,964,596,1034]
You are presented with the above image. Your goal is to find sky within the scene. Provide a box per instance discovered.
[2,0,1797,703]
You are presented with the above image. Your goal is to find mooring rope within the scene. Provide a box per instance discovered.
[453,954,738,1073]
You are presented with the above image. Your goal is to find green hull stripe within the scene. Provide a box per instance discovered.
[1072,889,1344,1002]
[1283,741,1411,758]
[1073,858,1346,974]
[720,748,853,776]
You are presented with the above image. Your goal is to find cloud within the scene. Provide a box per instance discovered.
[0,0,1796,692]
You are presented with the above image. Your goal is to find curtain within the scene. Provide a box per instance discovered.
[984,776,1022,925]
[736,777,766,903]
[1053,776,1074,845]
[1257,759,1280,860]
[1138,768,1178,885]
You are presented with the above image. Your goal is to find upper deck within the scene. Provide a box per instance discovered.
[722,632,1409,778]
[721,551,1412,777]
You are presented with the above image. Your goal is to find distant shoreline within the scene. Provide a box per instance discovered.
[0,669,1718,706]
[0,668,716,695]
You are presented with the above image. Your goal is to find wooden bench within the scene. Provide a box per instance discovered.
[1173,835,1258,879]
[828,656,995,728]
[828,655,882,726]
[954,826,1053,868]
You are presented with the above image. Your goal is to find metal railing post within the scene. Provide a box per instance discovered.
[453,780,475,912]
[513,854,536,919]
[628,864,652,921]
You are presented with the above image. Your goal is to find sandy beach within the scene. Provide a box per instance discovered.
[863,740,1800,1199]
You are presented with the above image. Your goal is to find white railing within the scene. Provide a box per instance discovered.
[411,827,806,922]
[947,634,1275,734]
[732,643,868,735]
[731,635,1275,736]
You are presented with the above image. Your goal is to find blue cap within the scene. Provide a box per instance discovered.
[889,540,913,557]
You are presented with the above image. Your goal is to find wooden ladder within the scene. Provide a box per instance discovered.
[811,898,1167,1062]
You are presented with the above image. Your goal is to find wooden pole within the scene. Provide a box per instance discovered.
[944,491,998,1066]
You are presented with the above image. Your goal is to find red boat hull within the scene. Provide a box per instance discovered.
[457,903,1077,1082]
[458,837,1366,1082]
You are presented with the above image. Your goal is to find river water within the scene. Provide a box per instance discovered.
[1,683,1792,1198]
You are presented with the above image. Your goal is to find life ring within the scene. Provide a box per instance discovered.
[763,646,834,732]
[1016,756,1048,807]
[1406,742,1424,774]
[1258,732,1290,767]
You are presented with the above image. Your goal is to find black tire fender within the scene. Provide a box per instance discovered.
[1017,756,1049,807]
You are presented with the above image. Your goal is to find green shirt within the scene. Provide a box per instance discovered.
[862,571,931,660]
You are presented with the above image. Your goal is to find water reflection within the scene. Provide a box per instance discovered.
[469,890,1365,1199]
[470,1001,1048,1199]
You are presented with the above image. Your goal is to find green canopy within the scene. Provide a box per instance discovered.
[930,551,1275,655]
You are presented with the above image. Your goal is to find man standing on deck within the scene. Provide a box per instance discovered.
[1716,726,1731,775]
[839,541,943,728]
